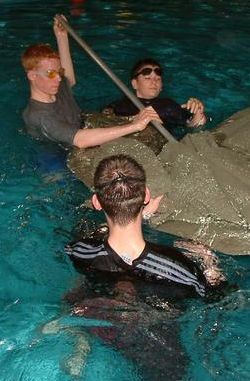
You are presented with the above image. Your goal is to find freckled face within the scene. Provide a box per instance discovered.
[131,65,163,99]
[30,58,62,96]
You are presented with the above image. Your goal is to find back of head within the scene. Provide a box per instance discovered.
[94,155,146,225]
[131,58,162,79]
[21,43,60,71]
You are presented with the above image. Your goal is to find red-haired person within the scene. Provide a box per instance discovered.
[21,16,161,148]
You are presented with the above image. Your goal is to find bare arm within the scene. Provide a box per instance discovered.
[174,240,226,286]
[73,107,161,148]
[181,97,207,128]
[53,15,76,87]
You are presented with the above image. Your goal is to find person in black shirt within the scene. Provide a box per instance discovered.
[66,154,224,296]
[104,58,207,139]
[64,154,225,380]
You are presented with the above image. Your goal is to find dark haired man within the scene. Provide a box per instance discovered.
[104,58,207,138]
[66,154,224,297]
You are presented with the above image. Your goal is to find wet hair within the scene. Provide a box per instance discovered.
[131,58,162,79]
[21,44,60,71]
[94,154,146,225]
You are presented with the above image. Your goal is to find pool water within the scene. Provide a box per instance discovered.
[1,1,250,380]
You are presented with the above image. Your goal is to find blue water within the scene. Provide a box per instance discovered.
[1,1,250,380]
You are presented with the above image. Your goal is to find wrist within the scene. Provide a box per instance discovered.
[188,112,206,127]
[197,113,206,126]
[130,120,141,133]
[56,34,69,43]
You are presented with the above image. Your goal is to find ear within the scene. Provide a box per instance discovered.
[92,194,103,210]
[144,186,151,204]
[131,78,138,90]
[27,70,36,81]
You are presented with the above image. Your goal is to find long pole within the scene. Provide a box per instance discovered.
[55,15,177,143]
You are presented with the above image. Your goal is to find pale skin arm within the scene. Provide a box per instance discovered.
[73,106,162,148]
[181,97,207,128]
[174,240,226,286]
[53,15,76,87]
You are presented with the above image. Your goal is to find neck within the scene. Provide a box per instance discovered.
[107,214,145,261]
[30,88,56,103]
[137,94,156,101]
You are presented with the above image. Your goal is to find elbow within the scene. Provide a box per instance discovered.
[65,74,76,88]
[68,78,76,88]
[73,131,84,148]
[73,130,90,149]
[75,142,88,149]
[69,79,76,87]
[73,139,87,149]
[73,129,102,149]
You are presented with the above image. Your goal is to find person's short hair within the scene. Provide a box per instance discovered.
[94,154,146,225]
[131,58,162,79]
[21,43,60,71]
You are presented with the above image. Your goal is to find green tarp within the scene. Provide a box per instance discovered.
[68,108,250,255]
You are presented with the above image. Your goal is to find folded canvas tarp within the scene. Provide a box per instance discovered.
[68,107,250,255]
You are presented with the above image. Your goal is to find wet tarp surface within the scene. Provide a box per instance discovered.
[68,108,250,255]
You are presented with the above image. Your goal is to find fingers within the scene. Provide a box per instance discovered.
[53,14,67,34]
[182,97,204,114]
[130,106,162,132]
[134,106,162,131]
[139,106,161,120]
[54,14,67,23]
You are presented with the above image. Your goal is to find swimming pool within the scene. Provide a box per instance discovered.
[1,0,250,380]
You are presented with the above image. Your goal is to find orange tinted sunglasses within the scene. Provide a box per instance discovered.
[36,67,65,79]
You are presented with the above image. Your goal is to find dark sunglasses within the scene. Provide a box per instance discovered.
[134,67,163,78]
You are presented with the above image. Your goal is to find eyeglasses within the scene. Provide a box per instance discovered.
[134,67,163,78]
[35,67,65,79]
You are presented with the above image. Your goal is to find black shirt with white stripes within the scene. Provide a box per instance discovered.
[65,238,207,298]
